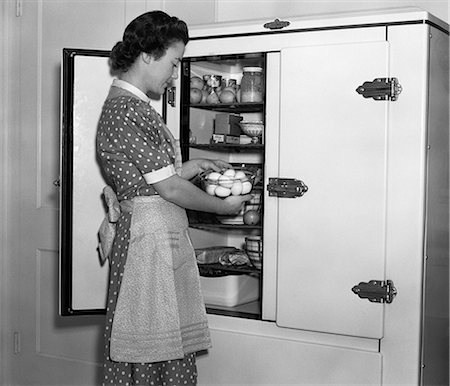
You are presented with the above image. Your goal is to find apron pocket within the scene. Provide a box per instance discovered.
[154,229,190,270]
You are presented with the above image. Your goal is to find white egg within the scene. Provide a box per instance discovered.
[207,172,221,182]
[215,186,231,197]
[234,170,247,181]
[223,168,236,178]
[241,181,252,194]
[218,174,233,188]
[205,184,217,196]
[230,180,243,195]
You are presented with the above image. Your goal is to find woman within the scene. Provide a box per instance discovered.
[96,11,252,386]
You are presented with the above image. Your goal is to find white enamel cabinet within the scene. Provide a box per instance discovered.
[168,9,449,385]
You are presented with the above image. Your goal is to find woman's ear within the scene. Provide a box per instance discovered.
[141,52,153,64]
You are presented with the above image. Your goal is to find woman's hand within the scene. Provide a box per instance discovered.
[220,194,253,215]
[197,159,232,173]
[180,158,232,180]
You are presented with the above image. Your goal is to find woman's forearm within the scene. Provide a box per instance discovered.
[153,174,249,215]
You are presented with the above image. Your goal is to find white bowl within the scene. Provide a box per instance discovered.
[240,121,263,138]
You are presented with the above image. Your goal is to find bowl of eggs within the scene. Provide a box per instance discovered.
[201,167,255,198]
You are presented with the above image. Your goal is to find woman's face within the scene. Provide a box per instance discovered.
[145,40,186,95]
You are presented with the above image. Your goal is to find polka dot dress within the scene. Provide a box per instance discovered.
[97,87,198,385]
[97,92,177,201]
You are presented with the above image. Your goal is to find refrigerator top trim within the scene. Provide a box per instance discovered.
[188,7,448,39]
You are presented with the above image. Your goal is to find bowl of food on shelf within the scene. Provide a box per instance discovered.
[239,121,264,143]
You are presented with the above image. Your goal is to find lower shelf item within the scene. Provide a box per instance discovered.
[200,274,260,307]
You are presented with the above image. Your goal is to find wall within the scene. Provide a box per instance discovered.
[0,0,447,385]
[150,0,449,24]
[215,0,448,23]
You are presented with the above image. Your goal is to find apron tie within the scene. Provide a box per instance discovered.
[98,186,121,264]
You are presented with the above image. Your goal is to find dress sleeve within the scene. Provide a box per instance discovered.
[103,98,177,184]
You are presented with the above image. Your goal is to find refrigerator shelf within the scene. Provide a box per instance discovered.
[198,262,261,277]
[186,143,263,151]
[190,102,263,113]
[189,222,262,231]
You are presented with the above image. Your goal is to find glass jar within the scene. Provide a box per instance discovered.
[240,67,264,103]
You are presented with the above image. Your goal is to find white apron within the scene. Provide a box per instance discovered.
[108,196,211,363]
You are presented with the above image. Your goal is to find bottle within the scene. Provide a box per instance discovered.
[240,67,264,103]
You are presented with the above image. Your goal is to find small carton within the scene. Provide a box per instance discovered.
[225,135,240,144]
[214,113,242,136]
[211,134,240,144]
[212,134,225,143]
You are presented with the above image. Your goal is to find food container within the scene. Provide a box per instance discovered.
[245,236,263,269]
[206,74,222,88]
[200,275,260,307]
[240,67,264,103]
[195,246,239,264]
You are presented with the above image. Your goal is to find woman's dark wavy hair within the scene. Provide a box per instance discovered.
[110,11,189,73]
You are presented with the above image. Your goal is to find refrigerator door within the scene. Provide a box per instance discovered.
[276,41,389,339]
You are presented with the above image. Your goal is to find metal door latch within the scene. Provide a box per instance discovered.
[352,279,397,303]
[267,178,308,198]
[356,78,402,101]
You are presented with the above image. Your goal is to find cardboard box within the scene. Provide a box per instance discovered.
[211,134,240,144]
[225,135,240,144]
[214,113,242,136]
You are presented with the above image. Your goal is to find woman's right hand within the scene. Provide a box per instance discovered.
[220,194,253,215]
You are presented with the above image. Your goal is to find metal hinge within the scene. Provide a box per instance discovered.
[16,0,23,17]
[352,279,397,303]
[167,87,176,107]
[356,78,402,101]
[13,331,21,354]
[267,178,308,198]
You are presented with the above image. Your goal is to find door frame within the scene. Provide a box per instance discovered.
[1,1,16,384]
[0,6,6,383]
